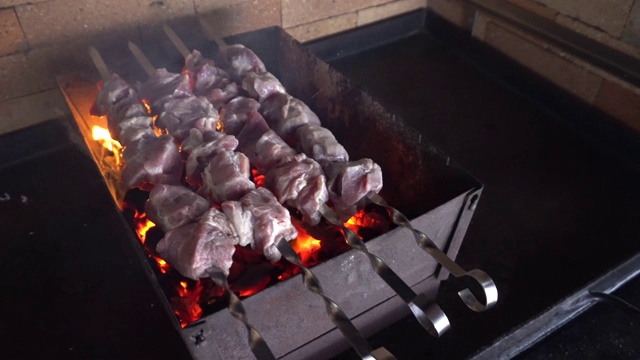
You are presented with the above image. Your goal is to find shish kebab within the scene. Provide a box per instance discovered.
[194,21,497,313]
[93,46,394,360]
[89,47,277,360]
[126,41,398,360]
[149,29,451,338]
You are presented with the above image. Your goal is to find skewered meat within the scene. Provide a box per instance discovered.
[202,82,240,109]
[184,130,240,187]
[236,111,327,225]
[145,184,211,233]
[219,96,260,135]
[92,74,134,116]
[137,68,192,112]
[117,116,156,148]
[264,153,328,226]
[324,159,383,221]
[260,93,321,143]
[242,71,286,102]
[156,207,238,279]
[121,134,183,191]
[222,187,297,262]
[199,150,255,204]
[184,49,216,77]
[221,44,267,80]
[156,96,218,143]
[236,111,296,174]
[295,124,348,164]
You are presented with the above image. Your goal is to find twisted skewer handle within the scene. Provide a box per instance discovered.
[276,239,395,360]
[367,192,498,312]
[320,205,450,337]
[207,266,276,360]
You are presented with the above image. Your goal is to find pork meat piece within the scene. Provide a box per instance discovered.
[204,82,240,110]
[260,93,321,143]
[199,150,255,203]
[145,184,211,233]
[105,96,148,140]
[264,153,328,226]
[219,96,260,135]
[121,135,183,191]
[181,128,223,157]
[192,63,232,96]
[185,132,240,187]
[117,116,156,148]
[156,96,219,143]
[242,71,285,102]
[294,124,349,164]
[93,74,134,116]
[137,68,192,113]
[156,207,238,279]
[184,49,215,76]
[222,187,297,262]
[324,159,383,221]
[222,44,267,80]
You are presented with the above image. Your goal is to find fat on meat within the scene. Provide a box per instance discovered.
[260,93,321,143]
[121,134,183,191]
[185,131,240,187]
[93,74,134,116]
[156,207,238,279]
[219,96,260,135]
[222,44,267,80]
[156,96,219,143]
[294,124,349,164]
[222,187,297,263]
[145,184,211,233]
[199,150,255,203]
[324,158,383,221]
[264,153,328,226]
[137,68,192,113]
[242,71,285,102]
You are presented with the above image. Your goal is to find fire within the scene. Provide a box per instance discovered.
[152,256,171,274]
[133,210,155,244]
[344,210,370,234]
[173,280,204,327]
[290,226,322,265]
[216,120,224,132]
[91,125,122,152]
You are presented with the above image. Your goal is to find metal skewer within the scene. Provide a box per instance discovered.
[367,192,498,312]
[165,23,452,338]
[164,23,451,338]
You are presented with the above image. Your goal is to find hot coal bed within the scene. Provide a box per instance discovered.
[51,26,482,360]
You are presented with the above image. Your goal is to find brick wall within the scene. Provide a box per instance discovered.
[0,0,426,133]
[428,0,640,132]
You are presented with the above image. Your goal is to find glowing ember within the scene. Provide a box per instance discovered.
[216,120,224,132]
[173,280,204,327]
[133,210,155,244]
[91,125,122,152]
[290,226,322,265]
[344,210,372,234]
[152,256,171,274]
[251,169,265,187]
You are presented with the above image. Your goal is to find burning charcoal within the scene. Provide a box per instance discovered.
[156,207,238,279]
[295,124,349,164]
[121,135,183,191]
[241,71,286,102]
[221,187,298,263]
[145,184,211,233]
[156,96,219,143]
[221,44,266,80]
[199,150,255,203]
[219,96,260,135]
[324,159,383,221]
[260,93,321,143]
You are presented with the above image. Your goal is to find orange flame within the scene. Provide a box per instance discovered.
[290,226,322,265]
[92,125,122,152]
[133,210,155,244]
[173,280,204,327]
[152,256,171,274]
[344,210,369,234]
